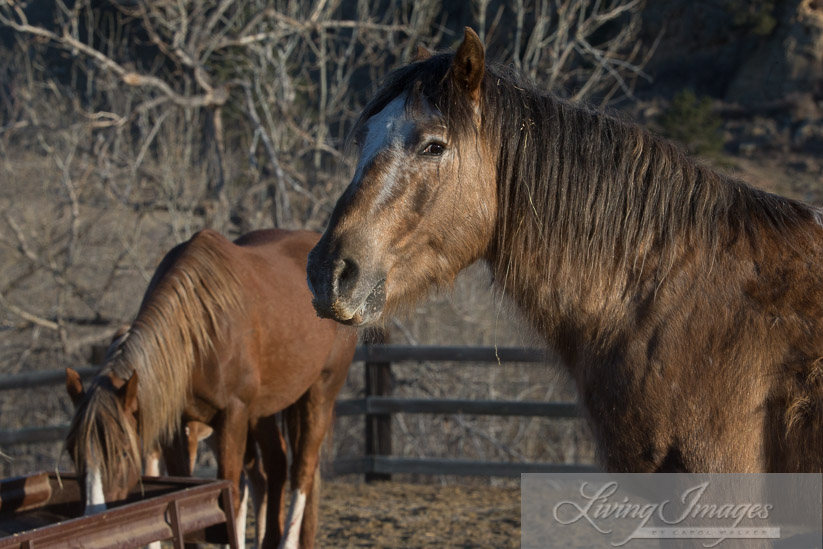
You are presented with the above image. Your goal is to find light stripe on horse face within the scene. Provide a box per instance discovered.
[356,94,409,175]
[355,92,449,216]
[355,93,414,211]
[84,464,107,515]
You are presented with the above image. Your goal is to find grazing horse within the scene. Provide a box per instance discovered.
[307,28,823,474]
[65,228,357,548]
[67,324,269,546]
[65,372,277,548]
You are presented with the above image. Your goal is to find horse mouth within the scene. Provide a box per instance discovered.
[334,278,386,326]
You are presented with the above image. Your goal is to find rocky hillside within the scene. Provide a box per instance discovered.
[640,0,823,104]
[634,0,822,201]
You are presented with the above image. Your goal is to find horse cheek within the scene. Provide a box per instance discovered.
[452,156,497,258]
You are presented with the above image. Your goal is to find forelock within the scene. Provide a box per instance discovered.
[349,52,479,150]
[65,382,140,489]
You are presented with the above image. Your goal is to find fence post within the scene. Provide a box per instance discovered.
[364,328,392,482]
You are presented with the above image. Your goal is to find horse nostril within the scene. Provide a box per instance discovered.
[333,258,359,296]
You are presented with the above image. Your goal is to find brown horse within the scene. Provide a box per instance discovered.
[307,28,823,474]
[68,325,267,539]
[67,324,270,545]
[66,373,279,548]
[65,228,356,548]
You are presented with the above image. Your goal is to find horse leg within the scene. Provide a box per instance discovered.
[304,467,320,549]
[280,360,349,549]
[280,402,307,549]
[186,420,213,473]
[242,435,266,546]
[236,481,249,549]
[162,421,194,477]
[288,413,325,549]
[196,432,250,549]
[156,423,206,549]
[214,404,250,549]
[144,447,162,477]
[250,414,287,549]
[144,448,163,549]
[280,400,323,549]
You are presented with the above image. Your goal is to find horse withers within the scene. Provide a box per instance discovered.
[66,229,356,549]
[307,28,823,474]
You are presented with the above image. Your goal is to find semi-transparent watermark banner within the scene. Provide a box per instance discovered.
[522,473,821,548]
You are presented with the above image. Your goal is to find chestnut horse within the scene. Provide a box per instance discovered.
[307,28,823,474]
[66,374,279,549]
[65,229,356,548]
[67,325,270,546]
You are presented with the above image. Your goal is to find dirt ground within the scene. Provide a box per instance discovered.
[246,480,521,548]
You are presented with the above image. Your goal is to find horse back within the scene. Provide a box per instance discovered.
[233,228,319,250]
[183,229,350,413]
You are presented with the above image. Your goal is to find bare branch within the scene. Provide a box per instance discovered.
[0,291,59,331]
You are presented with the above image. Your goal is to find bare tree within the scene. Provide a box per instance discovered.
[0,0,648,478]
[478,0,656,105]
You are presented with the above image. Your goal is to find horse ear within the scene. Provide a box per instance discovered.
[65,368,85,407]
[412,44,432,62]
[118,371,139,416]
[450,27,485,103]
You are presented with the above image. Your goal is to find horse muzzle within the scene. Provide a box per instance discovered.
[307,244,387,326]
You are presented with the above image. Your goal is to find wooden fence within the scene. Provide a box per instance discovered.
[0,345,598,478]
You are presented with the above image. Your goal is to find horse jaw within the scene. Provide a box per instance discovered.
[84,465,107,515]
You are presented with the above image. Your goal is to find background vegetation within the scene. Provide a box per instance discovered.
[0,0,821,482]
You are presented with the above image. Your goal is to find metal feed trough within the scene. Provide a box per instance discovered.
[0,472,237,548]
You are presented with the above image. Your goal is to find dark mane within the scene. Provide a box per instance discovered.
[351,53,478,147]
[356,53,818,341]
[482,67,812,273]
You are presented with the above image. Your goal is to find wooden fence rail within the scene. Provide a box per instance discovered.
[0,367,99,392]
[335,397,578,418]
[333,456,597,477]
[0,345,595,477]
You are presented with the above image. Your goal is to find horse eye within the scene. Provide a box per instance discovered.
[420,142,446,156]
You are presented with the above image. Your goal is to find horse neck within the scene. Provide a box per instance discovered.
[104,232,243,451]
[107,312,207,450]
[485,97,729,355]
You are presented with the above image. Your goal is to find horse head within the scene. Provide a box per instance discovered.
[65,367,142,514]
[307,28,497,326]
